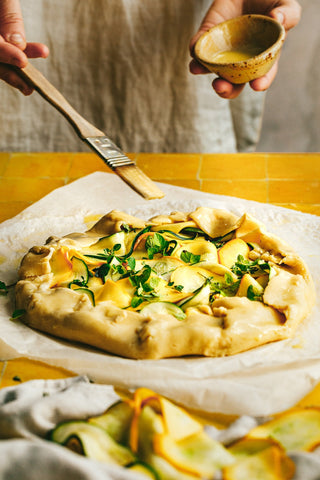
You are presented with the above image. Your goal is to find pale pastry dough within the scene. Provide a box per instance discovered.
[15,208,315,359]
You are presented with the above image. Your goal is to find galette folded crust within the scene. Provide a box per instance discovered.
[15,208,315,359]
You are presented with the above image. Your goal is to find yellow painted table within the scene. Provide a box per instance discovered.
[0,152,319,400]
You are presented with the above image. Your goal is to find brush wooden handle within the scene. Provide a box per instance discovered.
[17,62,104,139]
[15,62,165,200]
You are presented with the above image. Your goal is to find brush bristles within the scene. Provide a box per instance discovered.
[115,165,164,200]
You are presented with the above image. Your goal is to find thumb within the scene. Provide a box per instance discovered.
[269,1,302,32]
[190,10,225,55]
[0,0,26,49]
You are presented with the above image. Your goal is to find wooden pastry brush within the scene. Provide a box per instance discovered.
[16,62,165,200]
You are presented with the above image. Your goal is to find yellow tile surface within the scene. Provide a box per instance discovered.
[269,180,320,204]
[136,153,199,179]
[0,153,10,175]
[0,152,318,223]
[157,179,201,190]
[268,153,320,179]
[0,177,65,202]
[67,152,137,179]
[273,203,320,216]
[68,152,110,178]
[201,153,267,179]
[0,358,75,388]
[4,153,73,178]
[202,179,268,202]
[0,201,32,223]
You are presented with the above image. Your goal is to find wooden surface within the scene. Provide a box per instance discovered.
[0,151,319,400]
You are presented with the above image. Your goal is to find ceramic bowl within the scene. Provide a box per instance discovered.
[194,14,285,84]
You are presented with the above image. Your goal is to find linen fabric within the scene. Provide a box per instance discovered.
[0,0,265,153]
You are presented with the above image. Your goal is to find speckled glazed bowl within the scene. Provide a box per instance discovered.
[194,14,285,84]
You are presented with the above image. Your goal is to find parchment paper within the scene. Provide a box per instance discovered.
[0,172,319,416]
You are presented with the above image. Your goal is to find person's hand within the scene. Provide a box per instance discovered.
[189,0,301,99]
[0,0,49,95]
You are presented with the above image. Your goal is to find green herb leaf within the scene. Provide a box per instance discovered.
[0,281,8,296]
[209,275,240,299]
[122,226,152,259]
[224,272,235,285]
[180,250,201,265]
[131,296,144,308]
[11,309,26,319]
[114,264,126,275]
[232,255,271,278]
[139,267,152,285]
[167,281,184,292]
[128,264,159,305]
[212,230,235,248]
[145,233,169,259]
[165,240,178,256]
[69,278,87,287]
[126,257,136,271]
[94,263,110,282]
[120,223,131,233]
[247,285,263,302]
[180,227,217,242]
[173,284,184,292]
[142,282,154,293]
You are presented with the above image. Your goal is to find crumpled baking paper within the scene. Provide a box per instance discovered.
[0,172,319,416]
[0,376,319,480]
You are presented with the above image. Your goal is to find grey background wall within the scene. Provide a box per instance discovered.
[257,0,320,152]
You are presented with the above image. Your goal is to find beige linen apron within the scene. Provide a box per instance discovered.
[0,0,265,153]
